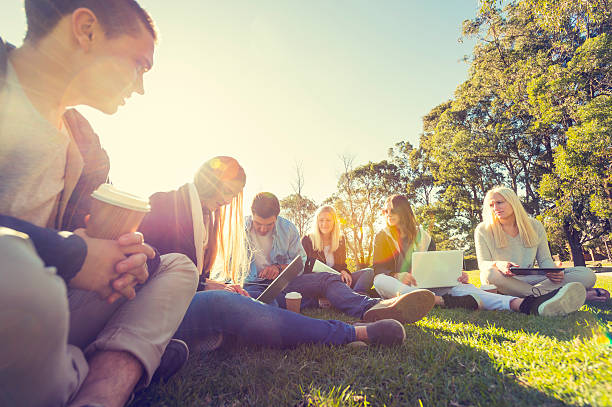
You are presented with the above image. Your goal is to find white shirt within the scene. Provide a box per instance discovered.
[249,228,274,272]
[323,245,335,268]
[0,62,69,227]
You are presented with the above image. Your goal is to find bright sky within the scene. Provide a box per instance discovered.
[2,0,478,206]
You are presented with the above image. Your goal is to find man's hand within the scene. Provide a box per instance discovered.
[70,229,127,300]
[340,270,352,286]
[545,270,564,283]
[106,232,155,303]
[259,264,282,280]
[494,261,519,276]
[457,271,469,284]
[71,230,154,304]
[401,273,417,286]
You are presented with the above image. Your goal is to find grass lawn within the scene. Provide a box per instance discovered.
[131,272,612,407]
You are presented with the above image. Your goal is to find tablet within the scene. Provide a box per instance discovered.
[510,267,564,276]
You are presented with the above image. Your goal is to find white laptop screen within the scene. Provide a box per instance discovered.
[411,250,463,289]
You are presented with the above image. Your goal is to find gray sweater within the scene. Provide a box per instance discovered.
[474,218,555,272]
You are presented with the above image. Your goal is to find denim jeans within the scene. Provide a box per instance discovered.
[350,268,375,295]
[174,290,356,348]
[245,272,379,319]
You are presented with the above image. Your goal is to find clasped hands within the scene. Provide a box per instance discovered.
[69,229,155,304]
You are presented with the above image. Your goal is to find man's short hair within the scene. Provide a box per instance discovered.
[251,192,280,218]
[24,0,157,43]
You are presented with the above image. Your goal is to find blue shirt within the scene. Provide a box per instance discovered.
[244,215,307,283]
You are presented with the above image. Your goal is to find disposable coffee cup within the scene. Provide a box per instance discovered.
[480,284,498,294]
[86,184,151,240]
[285,292,302,313]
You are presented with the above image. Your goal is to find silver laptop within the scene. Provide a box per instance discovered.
[256,256,303,304]
[411,250,463,289]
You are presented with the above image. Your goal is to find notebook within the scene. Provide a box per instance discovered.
[411,250,463,289]
[304,257,341,275]
[255,256,304,304]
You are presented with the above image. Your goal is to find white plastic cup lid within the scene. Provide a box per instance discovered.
[91,184,150,212]
[285,291,302,300]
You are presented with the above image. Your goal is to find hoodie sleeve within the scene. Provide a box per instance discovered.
[1,214,87,283]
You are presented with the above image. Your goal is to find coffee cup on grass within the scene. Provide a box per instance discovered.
[285,292,302,313]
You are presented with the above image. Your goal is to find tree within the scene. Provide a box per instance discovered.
[330,156,405,268]
[399,0,611,262]
[279,162,317,236]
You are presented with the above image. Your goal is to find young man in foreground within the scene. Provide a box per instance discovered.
[0,1,197,406]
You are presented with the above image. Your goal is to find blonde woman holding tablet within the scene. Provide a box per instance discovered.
[476,186,595,301]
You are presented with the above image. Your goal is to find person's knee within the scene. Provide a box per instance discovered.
[158,253,199,290]
[481,267,503,285]
[569,266,597,289]
[192,290,240,315]
[0,277,69,368]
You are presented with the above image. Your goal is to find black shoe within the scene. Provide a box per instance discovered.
[151,339,189,384]
[442,293,482,310]
[519,282,586,316]
[353,319,406,346]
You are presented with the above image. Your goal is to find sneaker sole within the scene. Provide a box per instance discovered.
[363,289,435,324]
[538,282,586,316]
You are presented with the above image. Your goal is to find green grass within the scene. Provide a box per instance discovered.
[131,273,612,407]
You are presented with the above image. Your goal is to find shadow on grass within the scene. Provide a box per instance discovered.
[130,327,577,407]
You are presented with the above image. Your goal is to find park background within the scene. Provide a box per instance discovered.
[4,0,610,268]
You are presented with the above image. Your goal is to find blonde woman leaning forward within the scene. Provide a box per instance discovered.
[301,205,375,295]
[476,186,595,300]
[139,157,412,361]
[373,195,587,316]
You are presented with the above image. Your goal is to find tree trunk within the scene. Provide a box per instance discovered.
[563,220,586,266]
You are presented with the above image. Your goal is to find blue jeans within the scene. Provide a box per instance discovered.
[245,272,379,319]
[174,290,356,348]
[350,268,375,294]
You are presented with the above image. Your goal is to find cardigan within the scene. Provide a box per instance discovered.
[301,235,349,273]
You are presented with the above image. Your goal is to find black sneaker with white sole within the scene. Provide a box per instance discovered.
[442,293,482,310]
[518,282,586,316]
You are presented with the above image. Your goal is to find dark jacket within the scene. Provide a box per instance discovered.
[1,36,159,282]
[372,226,435,276]
[301,235,348,273]
[139,184,214,275]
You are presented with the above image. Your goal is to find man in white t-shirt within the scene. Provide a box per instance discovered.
[0,2,198,406]
[244,193,436,324]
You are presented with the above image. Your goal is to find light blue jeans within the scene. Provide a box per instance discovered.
[174,290,356,348]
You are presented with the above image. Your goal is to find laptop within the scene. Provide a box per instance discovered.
[256,256,304,304]
[411,250,463,289]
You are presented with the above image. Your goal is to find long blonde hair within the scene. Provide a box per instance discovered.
[309,205,341,253]
[194,156,250,283]
[482,186,538,248]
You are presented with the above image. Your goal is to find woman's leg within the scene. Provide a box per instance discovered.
[373,274,418,299]
[351,268,375,295]
[174,290,356,348]
[450,284,517,311]
[480,267,542,297]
